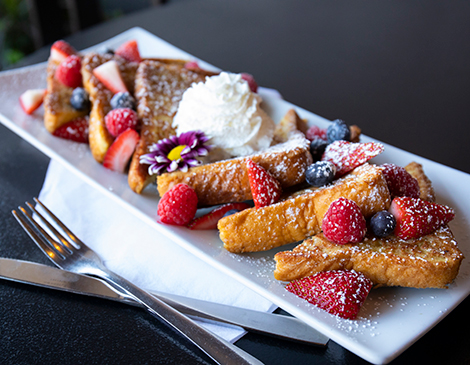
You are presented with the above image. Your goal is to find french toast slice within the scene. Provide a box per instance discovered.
[273,161,464,288]
[81,52,140,163]
[156,109,313,207]
[43,58,88,133]
[218,163,391,253]
[129,60,217,193]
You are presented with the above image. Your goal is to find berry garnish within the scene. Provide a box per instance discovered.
[390,197,455,240]
[55,55,83,88]
[70,87,90,111]
[381,163,420,199]
[92,60,128,94]
[309,137,329,161]
[241,73,258,93]
[327,119,351,143]
[110,91,136,110]
[246,159,282,209]
[322,140,384,177]
[103,128,139,172]
[305,161,336,187]
[50,40,76,62]
[322,197,366,245]
[157,183,198,226]
[285,270,373,320]
[19,88,46,115]
[184,61,200,70]
[115,39,142,63]
[105,108,138,137]
[305,125,327,141]
[188,202,251,230]
[369,211,396,238]
[52,117,89,143]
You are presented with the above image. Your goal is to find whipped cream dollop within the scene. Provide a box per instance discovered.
[173,72,275,158]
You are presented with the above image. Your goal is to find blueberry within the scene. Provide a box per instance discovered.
[327,119,350,143]
[310,137,328,161]
[305,161,336,187]
[70,87,90,111]
[110,92,136,110]
[370,211,396,237]
[223,209,240,218]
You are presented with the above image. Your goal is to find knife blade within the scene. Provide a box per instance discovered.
[0,257,328,346]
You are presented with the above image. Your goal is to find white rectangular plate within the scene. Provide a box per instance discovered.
[1,27,470,364]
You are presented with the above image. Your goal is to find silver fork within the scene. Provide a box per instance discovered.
[12,198,263,365]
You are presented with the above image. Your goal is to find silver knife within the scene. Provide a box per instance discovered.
[0,257,328,346]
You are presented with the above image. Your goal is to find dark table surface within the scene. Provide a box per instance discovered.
[1,1,470,364]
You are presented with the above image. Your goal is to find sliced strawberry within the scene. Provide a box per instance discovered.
[390,197,455,240]
[115,39,142,63]
[102,128,139,172]
[92,60,128,94]
[246,159,282,209]
[50,40,76,62]
[286,270,373,320]
[188,202,251,230]
[55,55,82,88]
[241,73,258,93]
[52,117,89,143]
[321,140,384,177]
[19,89,47,114]
[381,163,420,199]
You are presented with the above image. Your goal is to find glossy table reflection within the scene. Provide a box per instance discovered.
[1,1,470,364]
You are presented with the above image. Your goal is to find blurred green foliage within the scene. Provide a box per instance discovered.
[0,0,35,70]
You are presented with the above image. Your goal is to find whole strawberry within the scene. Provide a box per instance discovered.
[55,55,82,88]
[381,163,420,199]
[322,197,366,244]
[105,108,138,137]
[157,183,198,226]
[322,140,384,177]
[286,270,373,319]
[246,159,282,208]
[390,197,455,240]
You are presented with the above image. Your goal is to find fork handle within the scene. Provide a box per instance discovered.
[96,268,263,365]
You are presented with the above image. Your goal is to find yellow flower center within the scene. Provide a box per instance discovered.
[167,145,186,161]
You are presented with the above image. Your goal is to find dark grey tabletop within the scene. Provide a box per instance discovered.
[1,1,470,364]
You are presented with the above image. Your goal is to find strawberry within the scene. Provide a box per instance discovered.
[104,108,138,137]
[52,117,89,143]
[188,202,251,230]
[184,61,200,70]
[55,55,83,88]
[390,196,455,240]
[321,197,366,244]
[322,140,384,177]
[19,88,47,115]
[381,163,420,199]
[115,39,142,63]
[92,60,128,94]
[286,270,373,320]
[102,128,139,173]
[305,125,327,142]
[157,183,198,226]
[246,159,282,208]
[50,40,76,62]
[241,73,258,93]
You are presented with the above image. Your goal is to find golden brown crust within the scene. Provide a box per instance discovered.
[218,163,391,253]
[43,58,88,133]
[81,53,139,163]
[156,109,313,206]
[405,161,435,202]
[273,228,463,288]
[129,60,216,193]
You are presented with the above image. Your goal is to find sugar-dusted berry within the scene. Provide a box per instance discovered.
[369,210,396,237]
[286,270,373,319]
[110,92,136,110]
[70,87,90,111]
[105,108,138,137]
[246,159,282,208]
[157,183,198,226]
[55,55,82,88]
[52,117,89,143]
[305,161,336,187]
[327,119,350,143]
[322,197,366,244]
[381,163,420,199]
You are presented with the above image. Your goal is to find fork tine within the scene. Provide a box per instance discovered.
[34,198,84,249]
[12,208,66,262]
